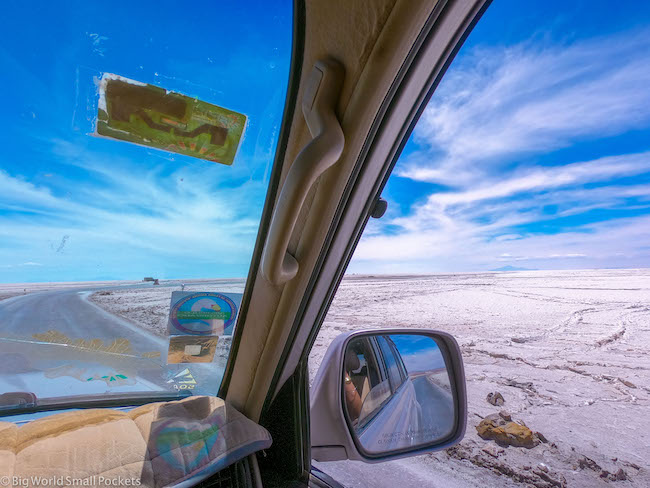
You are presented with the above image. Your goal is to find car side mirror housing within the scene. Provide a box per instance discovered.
[310,329,466,462]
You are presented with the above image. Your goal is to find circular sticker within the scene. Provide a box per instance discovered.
[170,292,238,335]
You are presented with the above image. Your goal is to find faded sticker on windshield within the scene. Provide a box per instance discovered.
[167,335,218,364]
[96,73,246,165]
[166,368,198,390]
[45,365,136,386]
[168,291,242,336]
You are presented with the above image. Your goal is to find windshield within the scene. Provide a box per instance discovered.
[0,1,291,412]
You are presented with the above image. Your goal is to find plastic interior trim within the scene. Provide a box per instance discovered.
[261,59,345,286]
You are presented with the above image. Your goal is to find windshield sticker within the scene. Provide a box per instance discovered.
[96,73,247,165]
[168,291,242,336]
[85,373,134,386]
[166,368,198,390]
[167,335,218,364]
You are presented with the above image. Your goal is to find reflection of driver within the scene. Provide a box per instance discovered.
[343,349,363,421]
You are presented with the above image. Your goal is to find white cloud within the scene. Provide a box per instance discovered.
[348,29,650,273]
[0,142,268,280]
[351,214,650,272]
[421,152,650,205]
[391,152,650,240]
[397,30,650,186]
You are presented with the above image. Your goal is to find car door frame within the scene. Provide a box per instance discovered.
[217,0,492,485]
[268,0,492,410]
[297,0,491,484]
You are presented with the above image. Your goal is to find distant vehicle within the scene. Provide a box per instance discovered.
[143,277,154,282]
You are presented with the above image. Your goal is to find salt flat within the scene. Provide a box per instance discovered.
[12,269,647,487]
[310,269,650,487]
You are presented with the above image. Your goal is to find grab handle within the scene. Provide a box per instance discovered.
[261,59,345,285]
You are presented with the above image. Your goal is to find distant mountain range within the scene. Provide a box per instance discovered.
[490,265,536,272]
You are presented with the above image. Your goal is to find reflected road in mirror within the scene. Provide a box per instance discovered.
[343,333,455,454]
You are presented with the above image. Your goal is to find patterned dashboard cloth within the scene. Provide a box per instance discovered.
[0,396,271,487]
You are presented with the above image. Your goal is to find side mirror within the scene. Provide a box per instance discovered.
[310,329,466,462]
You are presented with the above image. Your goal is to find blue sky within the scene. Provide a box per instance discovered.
[0,1,291,282]
[2,1,650,283]
[349,0,650,274]
[390,335,446,373]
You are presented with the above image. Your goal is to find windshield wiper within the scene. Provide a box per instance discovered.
[0,390,192,417]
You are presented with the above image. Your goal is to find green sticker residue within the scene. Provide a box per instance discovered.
[96,73,246,165]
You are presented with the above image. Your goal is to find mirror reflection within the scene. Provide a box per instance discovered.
[343,333,455,454]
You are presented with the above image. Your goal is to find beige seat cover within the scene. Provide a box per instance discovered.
[0,396,271,488]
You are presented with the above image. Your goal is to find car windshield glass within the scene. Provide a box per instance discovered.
[0,1,291,411]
